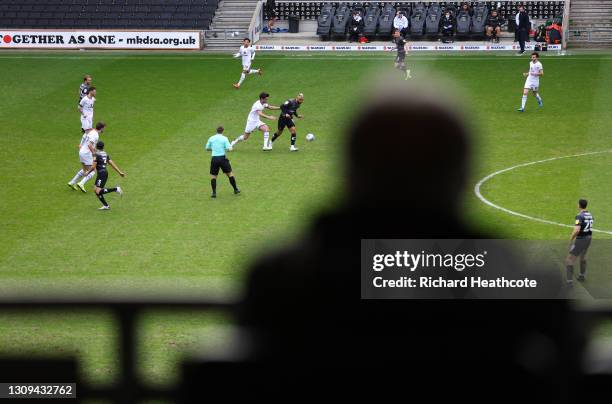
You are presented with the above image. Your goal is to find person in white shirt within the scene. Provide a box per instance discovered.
[518,52,543,112]
[68,121,106,192]
[233,38,263,89]
[393,10,409,38]
[231,92,280,150]
[79,86,96,132]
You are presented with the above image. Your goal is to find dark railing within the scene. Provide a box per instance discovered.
[1,299,612,402]
[0,298,236,403]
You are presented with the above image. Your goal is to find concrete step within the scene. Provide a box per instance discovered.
[216,10,255,15]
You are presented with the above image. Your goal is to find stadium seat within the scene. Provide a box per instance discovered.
[331,3,351,40]
[470,5,488,38]
[410,3,427,38]
[362,5,380,38]
[456,9,472,38]
[316,3,335,39]
[425,4,442,38]
[376,3,395,38]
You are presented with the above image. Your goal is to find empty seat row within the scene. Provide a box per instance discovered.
[0,4,216,13]
[0,16,213,28]
[0,0,209,5]
[0,0,218,29]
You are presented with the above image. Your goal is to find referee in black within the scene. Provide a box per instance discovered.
[206,126,240,198]
[565,199,594,286]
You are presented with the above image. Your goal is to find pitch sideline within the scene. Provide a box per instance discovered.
[474,150,612,235]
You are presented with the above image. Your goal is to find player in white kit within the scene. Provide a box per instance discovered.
[79,86,96,131]
[232,38,262,89]
[67,121,106,192]
[231,92,279,150]
[517,52,543,112]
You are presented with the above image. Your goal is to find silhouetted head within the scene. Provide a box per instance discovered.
[578,199,588,209]
[346,81,471,213]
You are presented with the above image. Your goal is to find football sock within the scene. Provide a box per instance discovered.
[291,134,296,146]
[238,73,245,85]
[211,178,217,193]
[102,188,117,195]
[96,192,108,207]
[521,95,527,109]
[580,260,587,276]
[536,94,542,103]
[79,171,95,185]
[566,265,574,282]
[263,131,270,147]
[229,176,238,191]
[249,69,259,74]
[231,135,244,146]
[271,132,279,142]
[69,169,85,184]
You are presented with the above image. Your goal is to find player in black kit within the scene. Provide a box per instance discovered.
[393,29,411,80]
[270,93,304,152]
[86,141,126,210]
[565,199,593,286]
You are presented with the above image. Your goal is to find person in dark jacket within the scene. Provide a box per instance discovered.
[440,9,455,42]
[485,9,504,42]
[348,10,365,42]
[517,5,531,54]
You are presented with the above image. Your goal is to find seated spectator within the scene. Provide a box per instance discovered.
[459,2,472,16]
[393,10,409,38]
[485,9,504,42]
[535,24,547,42]
[546,21,562,44]
[265,0,277,34]
[347,10,364,42]
[440,9,455,42]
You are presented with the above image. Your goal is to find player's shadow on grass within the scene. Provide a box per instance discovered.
[181,80,589,403]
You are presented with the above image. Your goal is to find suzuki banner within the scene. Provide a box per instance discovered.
[0,30,202,50]
[255,44,561,51]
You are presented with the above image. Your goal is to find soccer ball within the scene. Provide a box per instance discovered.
[306,133,315,142]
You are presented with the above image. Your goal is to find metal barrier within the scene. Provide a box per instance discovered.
[2,299,612,402]
[0,298,235,403]
[569,28,612,42]
[203,29,249,41]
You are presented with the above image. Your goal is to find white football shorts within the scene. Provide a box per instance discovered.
[242,63,251,71]
[245,120,265,133]
[79,150,93,165]
[81,115,93,130]
[524,78,539,91]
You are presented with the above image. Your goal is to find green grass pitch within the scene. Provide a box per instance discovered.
[1,50,612,385]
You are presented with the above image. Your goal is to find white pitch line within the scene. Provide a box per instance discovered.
[474,150,612,235]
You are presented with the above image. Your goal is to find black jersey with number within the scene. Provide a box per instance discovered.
[79,83,89,102]
[280,99,301,119]
[575,210,593,238]
[95,151,110,172]
[396,37,407,55]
